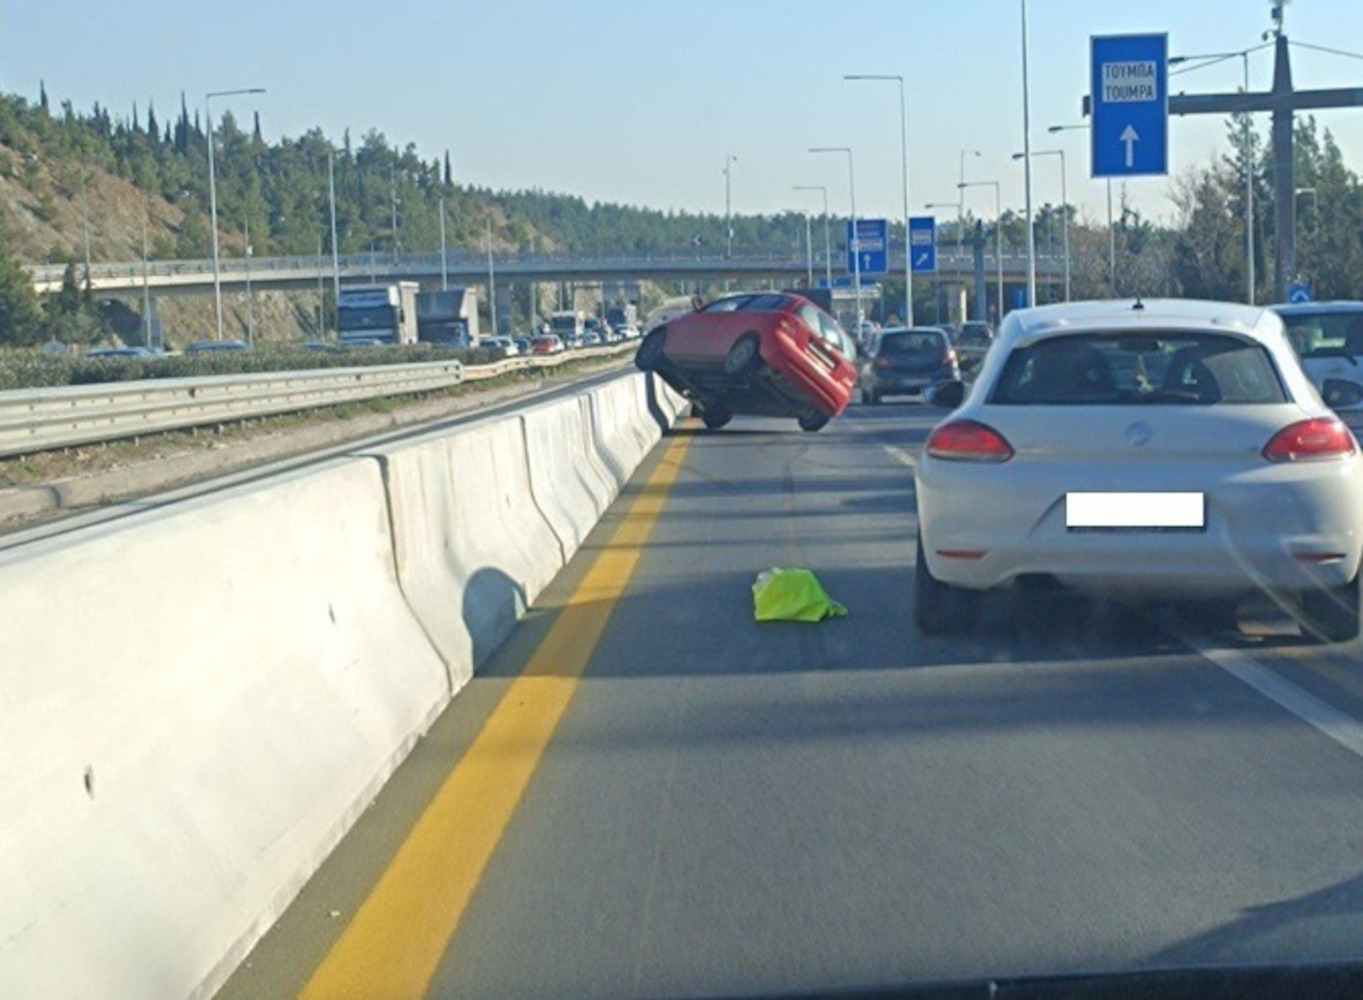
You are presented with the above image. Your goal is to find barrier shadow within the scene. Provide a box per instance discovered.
[462,566,529,671]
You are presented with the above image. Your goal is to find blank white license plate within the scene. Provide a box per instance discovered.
[1066,492,1205,531]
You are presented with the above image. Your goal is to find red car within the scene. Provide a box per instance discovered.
[634,292,859,431]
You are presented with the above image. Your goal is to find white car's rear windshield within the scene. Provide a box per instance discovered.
[990,332,1287,405]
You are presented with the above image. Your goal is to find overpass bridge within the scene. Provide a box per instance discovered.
[26,247,1065,297]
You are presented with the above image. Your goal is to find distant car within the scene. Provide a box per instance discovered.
[955,321,995,368]
[85,345,158,359]
[1269,301,1363,430]
[634,291,858,432]
[914,298,1363,642]
[299,340,339,352]
[184,339,250,353]
[482,336,519,358]
[531,334,566,356]
[584,318,610,344]
[514,337,532,356]
[862,327,961,405]
[615,324,641,341]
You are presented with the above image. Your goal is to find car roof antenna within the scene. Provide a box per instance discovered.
[1132,296,1146,311]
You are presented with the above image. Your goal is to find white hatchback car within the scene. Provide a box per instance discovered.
[914,299,1363,641]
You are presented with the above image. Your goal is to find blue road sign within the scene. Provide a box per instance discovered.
[1288,280,1313,304]
[846,218,888,276]
[909,216,936,274]
[1091,33,1168,178]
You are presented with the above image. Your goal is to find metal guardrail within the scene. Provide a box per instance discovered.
[0,343,634,459]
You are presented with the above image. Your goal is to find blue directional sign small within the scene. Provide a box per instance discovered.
[1288,280,1313,304]
[846,218,889,276]
[1091,33,1168,178]
[909,216,936,274]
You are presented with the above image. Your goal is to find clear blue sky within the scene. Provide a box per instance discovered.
[3,0,1362,228]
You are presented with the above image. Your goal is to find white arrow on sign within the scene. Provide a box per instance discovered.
[862,253,872,269]
[1120,125,1140,168]
[914,251,931,266]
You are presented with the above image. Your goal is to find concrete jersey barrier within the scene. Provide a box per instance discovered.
[0,459,449,1000]
[0,372,686,1000]
[372,415,564,687]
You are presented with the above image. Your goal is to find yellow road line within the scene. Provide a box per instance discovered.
[299,431,692,1000]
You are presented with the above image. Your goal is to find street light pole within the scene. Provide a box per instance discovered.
[1048,122,1117,294]
[724,154,737,258]
[1169,50,1256,304]
[486,218,498,337]
[800,208,813,287]
[1013,149,1070,301]
[958,150,981,286]
[958,181,1004,322]
[1020,0,1037,305]
[390,165,400,265]
[244,216,253,346]
[810,147,860,330]
[141,195,152,349]
[206,87,265,342]
[845,74,914,325]
[439,197,449,291]
[328,149,340,329]
[794,185,833,289]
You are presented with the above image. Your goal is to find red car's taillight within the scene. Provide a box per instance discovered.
[1262,417,1357,462]
[925,420,1014,462]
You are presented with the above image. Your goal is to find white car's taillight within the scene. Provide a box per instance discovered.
[1262,418,1357,462]
[925,420,1015,462]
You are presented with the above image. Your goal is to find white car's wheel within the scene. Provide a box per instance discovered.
[913,528,981,636]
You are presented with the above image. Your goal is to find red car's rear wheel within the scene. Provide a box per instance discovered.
[702,408,732,430]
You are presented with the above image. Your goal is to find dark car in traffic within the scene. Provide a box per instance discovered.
[861,327,961,404]
[954,321,995,370]
[635,292,858,431]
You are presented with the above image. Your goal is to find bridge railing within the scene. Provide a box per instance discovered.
[25,247,1064,287]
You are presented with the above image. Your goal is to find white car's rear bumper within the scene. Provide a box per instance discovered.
[917,457,1363,596]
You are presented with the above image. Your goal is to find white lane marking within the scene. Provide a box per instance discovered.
[1191,639,1363,761]
[884,445,917,470]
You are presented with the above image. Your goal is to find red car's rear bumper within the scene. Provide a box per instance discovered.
[764,329,856,416]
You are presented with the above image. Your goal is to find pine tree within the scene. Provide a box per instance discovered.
[176,92,190,154]
[38,79,49,114]
[0,222,44,346]
[253,111,263,145]
[444,149,453,187]
[147,101,158,142]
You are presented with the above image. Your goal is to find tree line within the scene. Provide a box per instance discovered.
[0,79,1361,347]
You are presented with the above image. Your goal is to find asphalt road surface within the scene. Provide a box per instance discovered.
[218,400,1363,1000]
